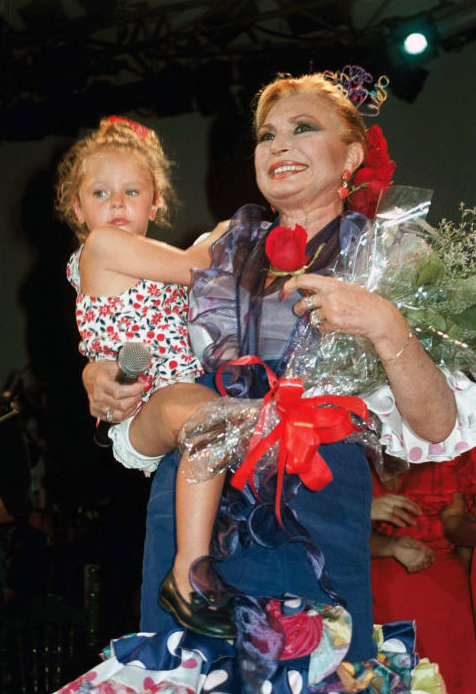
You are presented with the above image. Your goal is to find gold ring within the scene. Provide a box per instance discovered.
[303,295,315,310]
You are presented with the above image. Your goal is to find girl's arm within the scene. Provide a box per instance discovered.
[81,220,230,292]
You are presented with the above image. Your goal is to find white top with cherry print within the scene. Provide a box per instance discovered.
[67,245,203,403]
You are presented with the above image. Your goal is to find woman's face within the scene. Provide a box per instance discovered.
[254,91,360,212]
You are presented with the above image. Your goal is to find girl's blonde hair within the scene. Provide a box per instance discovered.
[55,117,176,242]
[253,73,367,154]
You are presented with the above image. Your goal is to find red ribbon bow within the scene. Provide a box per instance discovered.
[217,356,368,526]
[107,115,149,138]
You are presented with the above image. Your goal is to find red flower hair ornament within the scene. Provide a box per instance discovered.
[106,115,149,138]
[346,125,396,219]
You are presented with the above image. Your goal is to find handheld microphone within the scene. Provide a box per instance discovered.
[94,342,151,448]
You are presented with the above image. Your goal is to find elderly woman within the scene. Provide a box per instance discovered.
[70,72,473,693]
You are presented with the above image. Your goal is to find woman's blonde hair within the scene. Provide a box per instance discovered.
[55,117,176,242]
[253,72,367,153]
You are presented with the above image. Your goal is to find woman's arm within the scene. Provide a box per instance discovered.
[441,492,476,546]
[82,219,230,290]
[283,274,457,443]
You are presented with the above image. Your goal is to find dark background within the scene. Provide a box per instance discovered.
[0,0,475,669]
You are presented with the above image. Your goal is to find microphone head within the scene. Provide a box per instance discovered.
[118,342,151,380]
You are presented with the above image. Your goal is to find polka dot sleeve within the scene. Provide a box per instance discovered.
[363,368,476,463]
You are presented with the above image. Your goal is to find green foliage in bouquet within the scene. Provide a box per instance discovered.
[286,200,476,398]
[385,204,476,375]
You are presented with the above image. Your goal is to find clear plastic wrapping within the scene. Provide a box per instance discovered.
[286,186,476,396]
[180,188,476,485]
[178,397,279,482]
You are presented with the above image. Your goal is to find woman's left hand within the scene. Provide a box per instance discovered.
[283,273,404,344]
[283,272,457,444]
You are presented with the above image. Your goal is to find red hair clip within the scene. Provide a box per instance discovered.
[107,115,149,138]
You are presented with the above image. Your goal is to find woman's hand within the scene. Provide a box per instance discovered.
[283,272,457,444]
[370,530,435,572]
[371,494,421,527]
[283,273,406,347]
[392,535,435,573]
[82,361,143,421]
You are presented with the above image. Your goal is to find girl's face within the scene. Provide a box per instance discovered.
[73,149,158,236]
[254,91,362,212]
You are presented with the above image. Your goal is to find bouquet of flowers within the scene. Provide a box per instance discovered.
[286,186,476,397]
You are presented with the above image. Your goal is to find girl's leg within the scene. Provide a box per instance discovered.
[129,382,218,457]
[129,383,235,636]
[172,457,225,598]
[129,384,223,592]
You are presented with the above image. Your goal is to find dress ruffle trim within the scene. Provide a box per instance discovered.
[363,368,476,464]
[107,416,164,477]
[66,245,82,293]
[54,620,446,694]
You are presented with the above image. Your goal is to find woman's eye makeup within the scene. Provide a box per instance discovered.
[257,120,318,142]
[294,121,316,134]
[257,130,274,142]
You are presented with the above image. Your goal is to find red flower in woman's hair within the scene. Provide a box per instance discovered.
[347,125,396,219]
[265,224,310,273]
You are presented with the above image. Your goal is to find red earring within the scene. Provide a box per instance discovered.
[337,169,351,200]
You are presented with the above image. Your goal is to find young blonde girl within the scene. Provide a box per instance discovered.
[57,116,234,638]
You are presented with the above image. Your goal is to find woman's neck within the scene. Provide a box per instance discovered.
[278,200,344,240]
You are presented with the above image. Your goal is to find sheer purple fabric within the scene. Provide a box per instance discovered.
[189,205,370,394]
[187,205,371,691]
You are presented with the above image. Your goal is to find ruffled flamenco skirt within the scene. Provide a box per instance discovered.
[55,609,446,694]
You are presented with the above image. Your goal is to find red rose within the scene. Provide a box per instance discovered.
[265,224,309,273]
[347,125,396,219]
[266,599,323,660]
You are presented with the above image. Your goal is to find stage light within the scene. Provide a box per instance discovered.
[388,16,439,65]
[403,32,429,55]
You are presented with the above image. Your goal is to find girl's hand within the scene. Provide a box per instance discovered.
[371,494,422,527]
[82,361,143,421]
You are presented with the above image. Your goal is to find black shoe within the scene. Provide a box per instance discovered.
[158,570,237,640]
